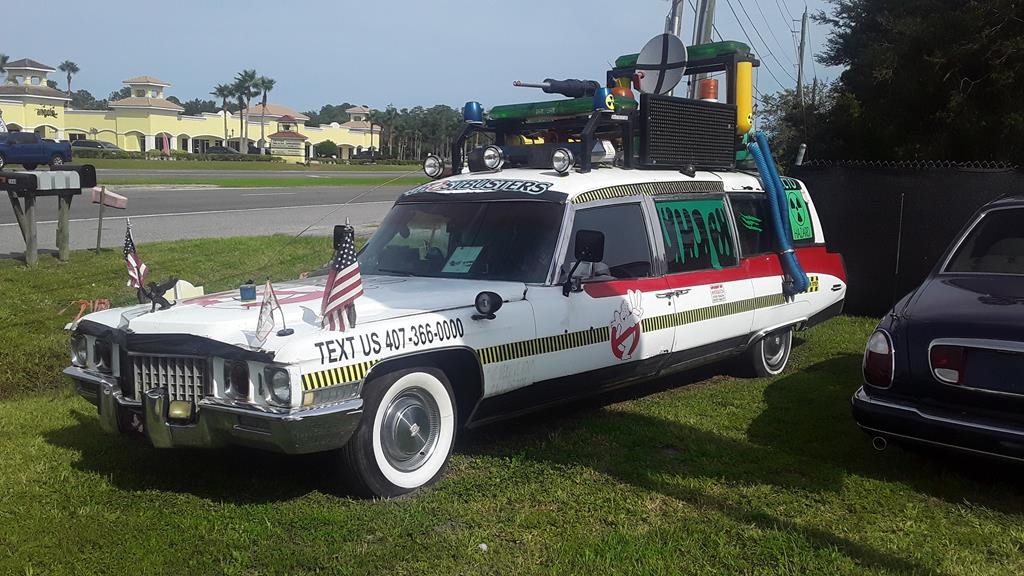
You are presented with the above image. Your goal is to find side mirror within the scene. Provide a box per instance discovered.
[574,229,605,263]
[472,291,503,320]
[563,229,604,296]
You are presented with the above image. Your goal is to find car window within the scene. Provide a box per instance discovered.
[655,198,738,273]
[946,208,1024,275]
[729,194,774,256]
[563,203,652,280]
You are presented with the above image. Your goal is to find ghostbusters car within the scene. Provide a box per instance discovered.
[65,39,846,497]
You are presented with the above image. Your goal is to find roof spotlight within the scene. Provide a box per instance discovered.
[552,148,575,175]
[423,154,445,179]
[482,145,504,171]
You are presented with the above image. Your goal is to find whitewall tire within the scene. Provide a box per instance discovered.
[339,367,456,498]
[748,328,793,377]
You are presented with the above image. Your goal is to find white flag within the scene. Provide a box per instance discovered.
[254,279,280,347]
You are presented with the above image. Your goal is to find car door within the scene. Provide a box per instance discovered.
[6,132,29,163]
[529,199,675,390]
[652,195,756,365]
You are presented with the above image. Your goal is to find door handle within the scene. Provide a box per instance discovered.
[656,292,674,299]
[674,288,690,296]
[656,289,690,299]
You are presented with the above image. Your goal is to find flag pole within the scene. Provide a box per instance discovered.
[271,276,294,336]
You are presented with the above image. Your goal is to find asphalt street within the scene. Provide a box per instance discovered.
[0,184,405,257]
[95,169,410,179]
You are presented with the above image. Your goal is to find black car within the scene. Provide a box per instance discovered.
[852,195,1024,461]
[71,140,123,151]
[205,145,240,155]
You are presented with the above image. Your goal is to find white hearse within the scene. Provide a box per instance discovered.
[65,38,846,497]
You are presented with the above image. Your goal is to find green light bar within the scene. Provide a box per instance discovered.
[489,96,637,121]
[614,40,752,69]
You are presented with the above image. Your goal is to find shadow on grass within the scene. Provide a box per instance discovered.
[463,354,1023,575]
[45,408,343,503]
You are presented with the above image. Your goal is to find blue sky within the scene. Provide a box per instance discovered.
[6,0,839,111]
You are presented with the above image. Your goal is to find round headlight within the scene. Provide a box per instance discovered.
[552,148,575,175]
[227,360,250,398]
[423,154,444,179]
[267,368,291,405]
[94,340,113,373]
[71,334,88,367]
[482,146,504,170]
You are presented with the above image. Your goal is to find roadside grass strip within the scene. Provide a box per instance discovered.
[102,176,429,188]
[86,158,417,171]
[2,244,1024,574]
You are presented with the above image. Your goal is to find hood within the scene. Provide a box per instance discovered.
[93,275,526,350]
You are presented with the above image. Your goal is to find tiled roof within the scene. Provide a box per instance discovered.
[109,97,184,111]
[267,130,308,140]
[246,103,309,121]
[345,105,370,114]
[5,58,55,71]
[0,84,70,99]
[123,75,171,86]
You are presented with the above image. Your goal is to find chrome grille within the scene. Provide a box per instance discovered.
[131,354,207,402]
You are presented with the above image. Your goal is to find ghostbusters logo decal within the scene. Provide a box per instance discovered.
[610,289,644,361]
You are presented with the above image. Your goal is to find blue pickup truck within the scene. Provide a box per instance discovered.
[0,132,73,170]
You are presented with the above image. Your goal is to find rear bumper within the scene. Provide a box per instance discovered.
[65,366,362,454]
[851,386,1024,462]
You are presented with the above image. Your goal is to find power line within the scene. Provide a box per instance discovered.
[721,0,790,90]
[751,0,798,63]
[686,0,724,41]
[774,0,795,23]
[734,0,798,81]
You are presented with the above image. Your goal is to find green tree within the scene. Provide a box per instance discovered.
[70,89,108,110]
[210,83,234,142]
[0,54,9,74]
[759,79,845,164]
[255,75,276,150]
[108,86,131,101]
[181,98,219,116]
[314,140,339,158]
[58,61,79,96]
[816,0,1024,161]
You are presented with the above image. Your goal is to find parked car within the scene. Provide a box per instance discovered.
[204,145,240,155]
[853,194,1024,461]
[0,132,73,170]
[71,140,123,152]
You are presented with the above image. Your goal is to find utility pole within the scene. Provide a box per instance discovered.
[665,0,685,96]
[688,0,717,98]
[796,6,808,106]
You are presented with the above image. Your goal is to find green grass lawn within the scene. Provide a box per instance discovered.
[3,242,1024,575]
[86,158,416,171]
[102,175,428,188]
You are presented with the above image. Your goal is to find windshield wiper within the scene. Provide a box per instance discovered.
[375,268,415,277]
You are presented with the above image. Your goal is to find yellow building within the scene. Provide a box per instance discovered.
[0,59,379,162]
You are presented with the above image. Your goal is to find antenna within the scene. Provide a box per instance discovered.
[635,33,688,95]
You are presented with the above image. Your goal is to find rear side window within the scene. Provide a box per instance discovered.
[729,194,774,256]
[945,208,1024,275]
[655,198,738,272]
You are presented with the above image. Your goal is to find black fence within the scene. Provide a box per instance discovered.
[790,161,1022,316]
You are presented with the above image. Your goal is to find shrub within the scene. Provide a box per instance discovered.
[314,140,339,158]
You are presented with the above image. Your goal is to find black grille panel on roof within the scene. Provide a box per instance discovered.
[639,94,736,171]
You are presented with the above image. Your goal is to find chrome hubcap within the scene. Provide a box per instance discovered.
[763,333,787,367]
[381,387,441,472]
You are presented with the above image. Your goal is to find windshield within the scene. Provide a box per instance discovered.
[945,208,1024,275]
[359,201,564,283]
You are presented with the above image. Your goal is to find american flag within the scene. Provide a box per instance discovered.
[123,219,148,289]
[321,225,363,331]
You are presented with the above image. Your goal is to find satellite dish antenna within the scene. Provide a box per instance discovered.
[635,33,687,95]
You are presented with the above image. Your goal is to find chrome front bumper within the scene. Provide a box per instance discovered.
[65,366,363,454]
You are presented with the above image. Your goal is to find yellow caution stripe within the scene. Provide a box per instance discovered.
[301,360,377,392]
[806,275,820,293]
[641,293,786,333]
[573,181,725,204]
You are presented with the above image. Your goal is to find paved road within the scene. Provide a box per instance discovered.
[95,169,412,179]
[0,184,403,257]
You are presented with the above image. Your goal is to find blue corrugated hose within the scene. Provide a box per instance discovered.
[747,133,809,296]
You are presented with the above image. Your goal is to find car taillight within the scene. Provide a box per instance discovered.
[930,345,965,385]
[863,330,894,388]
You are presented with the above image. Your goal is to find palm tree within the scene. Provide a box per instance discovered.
[255,75,276,151]
[0,54,9,75]
[58,60,79,96]
[232,69,258,152]
[210,83,233,143]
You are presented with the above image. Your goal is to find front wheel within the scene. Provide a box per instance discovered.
[50,154,65,167]
[0,153,8,170]
[746,327,793,377]
[338,367,457,498]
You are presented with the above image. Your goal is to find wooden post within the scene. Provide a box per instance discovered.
[7,191,27,243]
[23,194,37,267]
[95,187,106,254]
[57,193,72,262]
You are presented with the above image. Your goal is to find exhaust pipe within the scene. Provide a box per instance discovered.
[872,436,888,451]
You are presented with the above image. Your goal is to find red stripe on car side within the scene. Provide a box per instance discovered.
[583,246,845,298]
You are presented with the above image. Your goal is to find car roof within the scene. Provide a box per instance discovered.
[407,167,776,204]
[985,194,1024,209]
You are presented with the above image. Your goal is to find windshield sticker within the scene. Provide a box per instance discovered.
[610,290,644,361]
[787,190,813,241]
[441,246,483,273]
[405,179,553,196]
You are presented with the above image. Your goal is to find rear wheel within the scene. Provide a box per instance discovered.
[0,153,8,170]
[338,367,456,498]
[49,154,64,167]
[746,327,793,377]
[22,163,37,170]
